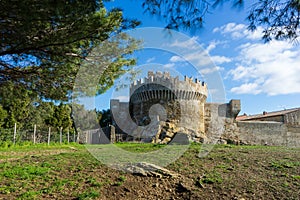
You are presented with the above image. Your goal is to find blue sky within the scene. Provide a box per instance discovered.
[81,0,300,115]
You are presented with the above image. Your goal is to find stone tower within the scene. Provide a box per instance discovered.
[129,71,208,134]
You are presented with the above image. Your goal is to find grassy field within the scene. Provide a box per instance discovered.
[0,143,299,199]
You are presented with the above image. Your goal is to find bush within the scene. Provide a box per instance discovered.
[0,141,14,149]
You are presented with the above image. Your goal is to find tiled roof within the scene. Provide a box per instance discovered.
[236,107,300,121]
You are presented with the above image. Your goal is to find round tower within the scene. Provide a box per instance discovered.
[129,71,208,134]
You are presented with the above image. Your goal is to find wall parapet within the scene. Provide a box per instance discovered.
[130,71,208,102]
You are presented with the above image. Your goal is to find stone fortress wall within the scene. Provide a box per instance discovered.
[204,103,300,147]
[236,121,300,147]
[109,71,300,147]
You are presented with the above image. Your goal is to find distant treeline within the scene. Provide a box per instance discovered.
[0,82,111,137]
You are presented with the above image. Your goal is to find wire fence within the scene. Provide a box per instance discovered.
[0,123,127,146]
[0,123,79,145]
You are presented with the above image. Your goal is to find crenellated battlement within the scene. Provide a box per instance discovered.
[130,71,208,101]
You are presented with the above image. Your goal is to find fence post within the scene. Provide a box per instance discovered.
[13,123,17,145]
[73,132,76,143]
[60,127,62,144]
[77,132,80,144]
[33,124,36,144]
[67,129,69,144]
[48,127,51,145]
[85,131,88,144]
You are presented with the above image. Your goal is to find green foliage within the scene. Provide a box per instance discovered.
[141,0,209,30]
[0,82,33,129]
[141,0,300,42]
[0,0,140,100]
[0,141,14,149]
[72,104,99,131]
[97,109,112,128]
[1,165,50,179]
[0,83,75,140]
[0,105,7,127]
[270,160,300,169]
[46,103,72,129]
[18,190,41,199]
[115,142,166,152]
[113,176,127,186]
[0,0,141,140]
[248,0,300,42]
[200,171,223,184]
[77,189,100,199]
[292,175,300,180]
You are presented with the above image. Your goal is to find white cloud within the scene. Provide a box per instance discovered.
[200,66,224,75]
[169,36,200,50]
[146,57,156,63]
[168,47,231,66]
[166,38,231,75]
[163,63,175,68]
[229,40,300,95]
[170,56,185,62]
[205,40,229,53]
[210,55,231,65]
[214,23,263,40]
[229,65,257,81]
[231,82,261,95]
[206,41,218,52]
[115,95,129,102]
[238,41,293,63]
[185,51,215,66]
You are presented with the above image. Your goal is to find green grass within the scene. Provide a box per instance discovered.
[77,189,100,200]
[200,171,223,184]
[0,142,82,152]
[114,142,166,152]
[270,160,300,169]
[0,143,300,199]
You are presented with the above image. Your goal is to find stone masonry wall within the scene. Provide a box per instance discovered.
[237,121,287,146]
[237,122,300,147]
[285,110,300,125]
[204,100,241,144]
[286,125,300,147]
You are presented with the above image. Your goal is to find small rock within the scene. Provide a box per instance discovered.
[69,147,77,151]
[152,183,159,188]
[124,187,130,192]
[166,131,174,138]
[176,182,190,193]
[161,137,172,144]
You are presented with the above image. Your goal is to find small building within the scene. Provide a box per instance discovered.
[236,108,300,125]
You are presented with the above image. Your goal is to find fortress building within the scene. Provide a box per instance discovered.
[110,71,240,144]
[83,71,300,147]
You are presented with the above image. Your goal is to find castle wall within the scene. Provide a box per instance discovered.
[178,100,205,133]
[284,110,300,125]
[237,121,287,146]
[236,122,300,147]
[286,125,300,147]
[204,100,241,143]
